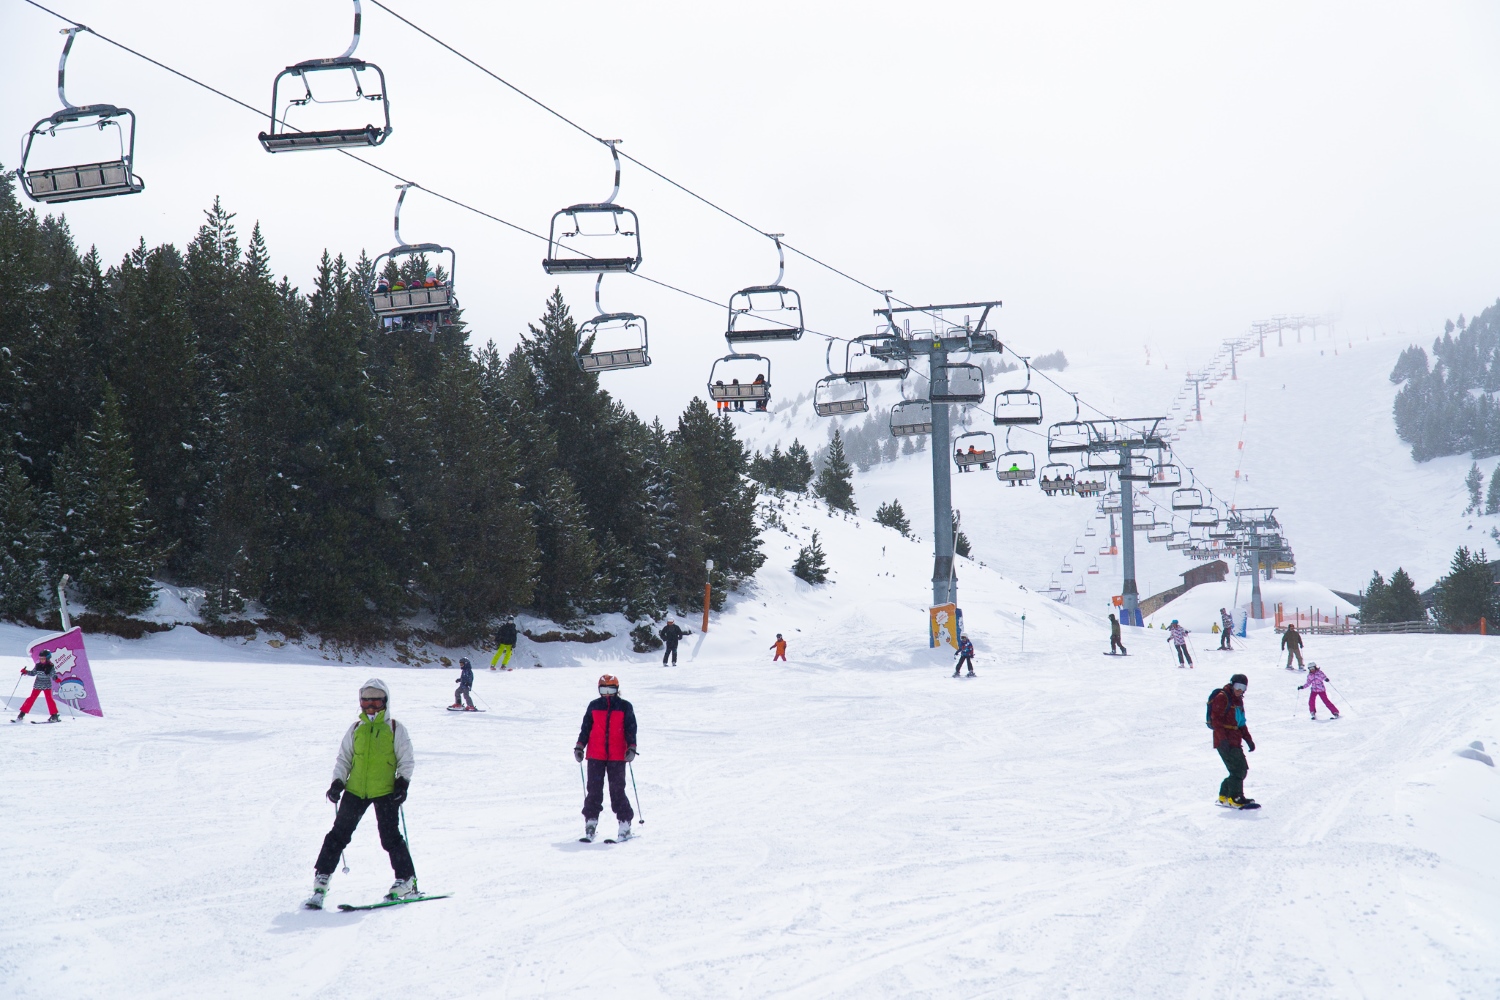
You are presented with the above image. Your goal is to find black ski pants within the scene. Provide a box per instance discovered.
[662,640,679,665]
[1174,643,1193,666]
[1110,635,1126,654]
[954,654,974,674]
[1217,744,1248,800]
[583,759,634,822]
[316,790,415,880]
[1219,628,1233,650]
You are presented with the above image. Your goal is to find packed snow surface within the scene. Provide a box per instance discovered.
[3,506,1498,998]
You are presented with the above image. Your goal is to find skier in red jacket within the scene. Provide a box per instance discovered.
[1207,672,1259,809]
[573,674,638,842]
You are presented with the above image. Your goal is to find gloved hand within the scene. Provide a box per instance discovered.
[1245,739,1256,753]
[573,745,585,763]
[625,747,637,763]
[1297,685,1305,690]
[390,776,409,805]
[326,779,345,804]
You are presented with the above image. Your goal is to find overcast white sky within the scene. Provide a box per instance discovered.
[4,0,1500,422]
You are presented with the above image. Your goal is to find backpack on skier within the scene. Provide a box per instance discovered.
[1205,688,1225,728]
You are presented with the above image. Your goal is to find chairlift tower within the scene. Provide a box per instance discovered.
[1081,418,1167,625]
[871,301,1004,608]
[1186,373,1208,421]
[1227,507,1280,619]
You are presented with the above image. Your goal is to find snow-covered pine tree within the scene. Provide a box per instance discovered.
[953,512,972,558]
[783,439,814,492]
[1486,464,1500,515]
[1360,570,1391,624]
[48,388,161,616]
[792,530,828,584]
[1465,463,1484,514]
[814,429,856,512]
[0,462,49,620]
[668,398,765,608]
[874,499,911,536]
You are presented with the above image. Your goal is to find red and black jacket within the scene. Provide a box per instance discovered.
[577,695,637,761]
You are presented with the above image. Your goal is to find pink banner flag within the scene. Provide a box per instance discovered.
[27,627,102,718]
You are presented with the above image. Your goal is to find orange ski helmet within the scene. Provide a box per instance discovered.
[598,674,620,690]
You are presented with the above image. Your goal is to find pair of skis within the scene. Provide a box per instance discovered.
[335,893,450,911]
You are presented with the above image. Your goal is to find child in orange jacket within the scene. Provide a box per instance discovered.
[770,634,787,661]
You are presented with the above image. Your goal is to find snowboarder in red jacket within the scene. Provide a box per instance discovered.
[1207,673,1259,809]
[574,674,638,842]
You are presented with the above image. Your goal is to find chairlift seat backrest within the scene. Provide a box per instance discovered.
[995,449,1037,482]
[1171,488,1205,510]
[726,285,804,343]
[993,389,1043,426]
[930,363,984,403]
[813,376,868,416]
[1047,421,1090,455]
[890,401,933,436]
[260,58,392,153]
[20,105,144,204]
[576,312,650,372]
[543,204,643,274]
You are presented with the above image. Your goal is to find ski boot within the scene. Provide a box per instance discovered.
[952,669,960,678]
[1217,795,1233,807]
[464,706,478,712]
[385,877,420,901]
[1231,796,1261,810]
[11,712,24,724]
[967,670,976,677]
[581,818,598,843]
[47,713,60,723]
[617,819,632,842]
[304,873,330,910]
[450,702,462,710]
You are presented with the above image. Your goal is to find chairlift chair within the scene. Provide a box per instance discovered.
[1208,524,1237,540]
[1171,487,1205,510]
[259,1,392,152]
[1086,560,1100,575]
[1149,463,1183,488]
[1086,444,1127,472]
[953,431,997,471]
[1189,508,1220,528]
[1074,470,1108,497]
[995,429,1037,484]
[1119,454,1156,481]
[813,376,868,417]
[369,184,458,333]
[1166,531,1192,551]
[930,363,984,404]
[707,353,771,410]
[1046,575,1062,593]
[543,141,643,274]
[844,333,910,381]
[889,400,933,437]
[992,361,1044,425]
[574,275,649,372]
[1073,540,1086,555]
[1039,462,1075,496]
[1061,558,1073,574]
[1074,579,1087,594]
[1147,523,1173,544]
[725,236,803,342]
[1084,523,1097,537]
[18,28,145,203]
[1100,491,1123,514]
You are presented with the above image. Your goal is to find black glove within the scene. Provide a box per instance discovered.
[326,779,345,804]
[1297,685,1305,690]
[1245,739,1256,753]
[625,747,637,763]
[390,776,409,805]
[574,745,585,763]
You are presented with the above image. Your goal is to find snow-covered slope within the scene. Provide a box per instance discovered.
[3,501,1499,999]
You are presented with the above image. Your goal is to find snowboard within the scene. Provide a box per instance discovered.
[1102,651,1128,656]
[337,893,450,911]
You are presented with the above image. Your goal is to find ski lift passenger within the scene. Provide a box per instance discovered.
[731,378,745,412]
[753,373,769,412]
[955,446,968,472]
[715,381,728,412]
[1006,461,1020,486]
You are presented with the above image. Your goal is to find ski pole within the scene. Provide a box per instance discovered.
[629,762,644,825]
[1326,681,1354,714]
[578,760,586,790]
[333,802,350,873]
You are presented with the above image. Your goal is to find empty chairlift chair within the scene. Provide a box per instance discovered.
[1171,487,1205,510]
[992,361,1044,426]
[18,28,145,203]
[575,275,649,372]
[953,431,997,472]
[1149,463,1183,488]
[725,235,804,343]
[259,1,392,152]
[890,400,933,437]
[813,375,868,417]
[930,363,985,404]
[1189,507,1220,528]
[543,140,643,274]
[707,354,772,412]
[369,184,458,335]
[843,333,910,381]
[1086,560,1100,575]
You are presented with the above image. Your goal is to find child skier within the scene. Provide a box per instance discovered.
[1167,620,1193,667]
[953,634,976,677]
[304,678,419,909]
[491,618,518,670]
[451,657,477,711]
[1218,608,1234,650]
[1207,672,1259,809]
[573,674,638,842]
[770,634,787,661]
[1298,662,1340,719]
[12,648,59,723]
[1108,614,1127,655]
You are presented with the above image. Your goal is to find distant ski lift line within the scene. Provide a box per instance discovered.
[16,0,1245,515]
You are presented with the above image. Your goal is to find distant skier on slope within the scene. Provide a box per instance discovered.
[12,648,60,723]
[574,674,637,842]
[304,678,419,909]
[1207,672,1259,809]
[451,657,477,711]
[491,618,518,671]
[953,634,976,677]
[1298,662,1340,720]
[1167,620,1193,667]
[659,619,689,666]
[1108,614,1127,655]
[770,634,787,661]
[1281,624,1305,670]
[1218,608,1234,650]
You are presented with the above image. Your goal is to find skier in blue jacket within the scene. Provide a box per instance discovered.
[953,635,976,678]
[451,657,477,711]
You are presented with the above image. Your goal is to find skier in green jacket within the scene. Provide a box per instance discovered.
[304,678,418,909]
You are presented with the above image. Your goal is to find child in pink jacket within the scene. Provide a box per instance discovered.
[1298,663,1339,720]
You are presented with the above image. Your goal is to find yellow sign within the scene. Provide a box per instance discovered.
[930,604,960,649]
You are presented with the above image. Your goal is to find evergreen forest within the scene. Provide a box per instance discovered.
[1390,299,1500,461]
[0,177,765,641]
